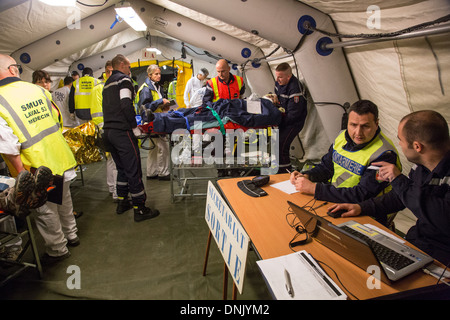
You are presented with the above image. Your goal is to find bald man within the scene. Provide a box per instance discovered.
[0,54,79,263]
[202,59,245,104]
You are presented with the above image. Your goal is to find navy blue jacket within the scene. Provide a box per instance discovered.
[148,98,281,133]
[304,128,398,204]
[102,70,136,131]
[275,75,307,129]
[359,150,450,264]
[137,77,165,117]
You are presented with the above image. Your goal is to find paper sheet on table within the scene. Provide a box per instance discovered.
[256,251,347,300]
[270,180,298,194]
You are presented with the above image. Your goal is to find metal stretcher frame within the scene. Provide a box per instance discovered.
[168,127,276,202]
[0,215,43,287]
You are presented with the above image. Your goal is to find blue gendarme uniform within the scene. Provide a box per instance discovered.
[360,150,450,265]
[275,75,307,170]
[102,70,146,206]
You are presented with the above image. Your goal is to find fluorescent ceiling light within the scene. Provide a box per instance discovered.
[39,0,76,6]
[146,47,161,55]
[115,2,147,32]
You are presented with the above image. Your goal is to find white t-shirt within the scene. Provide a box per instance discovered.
[52,85,79,128]
[189,87,206,108]
[183,76,204,107]
[0,117,20,156]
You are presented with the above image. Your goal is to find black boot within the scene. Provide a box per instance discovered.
[116,199,132,214]
[134,205,160,222]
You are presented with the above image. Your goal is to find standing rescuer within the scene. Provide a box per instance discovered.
[0,53,80,263]
[102,54,160,222]
[135,64,171,180]
[69,67,99,123]
[202,59,245,104]
[274,62,308,173]
[184,68,208,107]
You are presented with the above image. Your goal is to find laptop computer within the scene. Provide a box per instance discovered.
[287,201,434,284]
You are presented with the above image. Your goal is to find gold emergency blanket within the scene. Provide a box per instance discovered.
[63,121,102,164]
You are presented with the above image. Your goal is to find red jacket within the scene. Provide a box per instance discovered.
[203,74,244,103]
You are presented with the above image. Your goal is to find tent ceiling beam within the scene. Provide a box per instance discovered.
[323,23,450,50]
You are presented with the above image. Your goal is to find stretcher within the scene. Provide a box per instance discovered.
[168,127,278,202]
[137,98,283,202]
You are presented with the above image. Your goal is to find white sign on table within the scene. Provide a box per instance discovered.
[205,181,249,294]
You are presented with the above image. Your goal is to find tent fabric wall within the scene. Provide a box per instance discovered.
[321,0,450,173]
[0,0,113,55]
[0,0,448,169]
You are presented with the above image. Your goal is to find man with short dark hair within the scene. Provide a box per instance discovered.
[290,100,402,225]
[100,60,113,82]
[329,110,450,264]
[71,71,80,81]
[69,67,99,122]
[274,62,308,173]
[102,54,160,222]
[52,76,78,128]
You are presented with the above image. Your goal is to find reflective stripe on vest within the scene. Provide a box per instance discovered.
[210,75,243,102]
[90,83,104,125]
[168,81,176,100]
[74,76,99,119]
[331,130,401,190]
[135,83,163,113]
[0,81,76,175]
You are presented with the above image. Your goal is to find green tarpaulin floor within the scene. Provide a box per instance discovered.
[0,154,272,300]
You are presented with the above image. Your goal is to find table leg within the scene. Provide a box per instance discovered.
[202,230,212,276]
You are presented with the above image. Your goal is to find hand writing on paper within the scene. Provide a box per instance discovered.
[289,170,309,184]
[293,176,316,195]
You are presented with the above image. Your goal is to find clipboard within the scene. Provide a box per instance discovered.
[30,167,63,205]
[46,174,63,205]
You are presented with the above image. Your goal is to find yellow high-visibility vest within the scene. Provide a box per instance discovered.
[168,80,176,100]
[135,83,164,113]
[332,130,402,195]
[0,81,76,176]
[74,75,99,120]
[90,82,104,126]
[210,75,243,102]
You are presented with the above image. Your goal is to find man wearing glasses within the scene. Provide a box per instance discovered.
[7,63,22,75]
[0,54,79,263]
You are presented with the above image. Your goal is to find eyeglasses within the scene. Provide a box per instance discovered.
[8,64,23,74]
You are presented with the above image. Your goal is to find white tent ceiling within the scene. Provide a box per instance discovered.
[0,0,449,173]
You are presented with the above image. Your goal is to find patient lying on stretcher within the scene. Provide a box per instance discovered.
[137,95,283,135]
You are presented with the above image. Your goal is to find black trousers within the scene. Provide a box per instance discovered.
[278,124,303,172]
[104,128,146,206]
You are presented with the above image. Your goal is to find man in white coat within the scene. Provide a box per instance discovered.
[183,68,209,108]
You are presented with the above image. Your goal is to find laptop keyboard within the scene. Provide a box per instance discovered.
[340,225,414,271]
